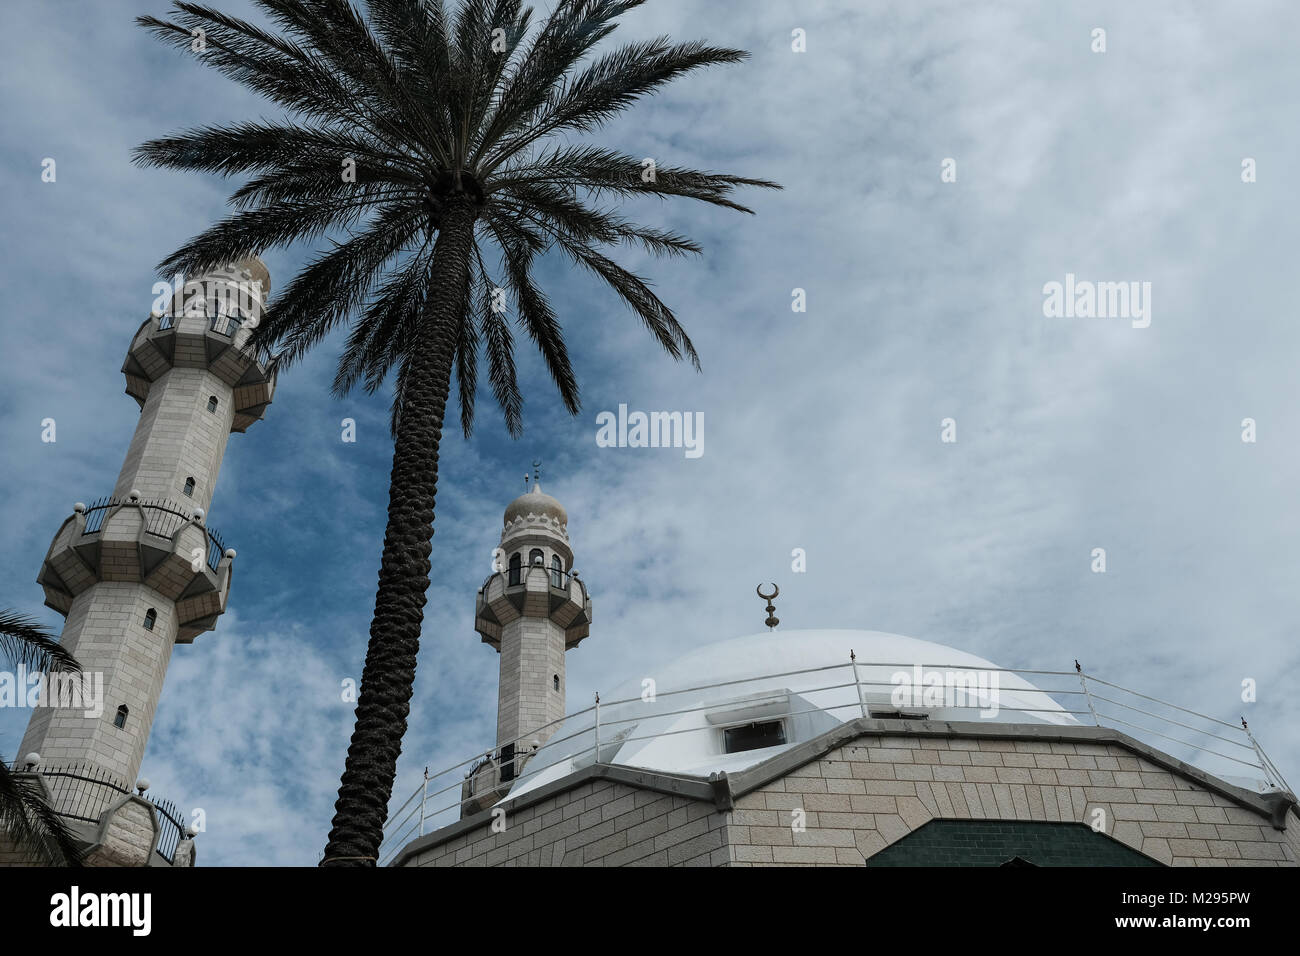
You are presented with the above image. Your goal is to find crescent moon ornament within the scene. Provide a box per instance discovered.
[756,583,780,630]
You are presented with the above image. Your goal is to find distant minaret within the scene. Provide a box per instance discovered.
[474,470,593,780]
[20,258,275,807]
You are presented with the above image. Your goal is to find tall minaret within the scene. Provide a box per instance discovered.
[20,258,275,806]
[473,475,593,782]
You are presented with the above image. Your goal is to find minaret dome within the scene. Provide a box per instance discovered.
[503,484,567,528]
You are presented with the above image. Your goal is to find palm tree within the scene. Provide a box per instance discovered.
[134,0,779,866]
[0,610,86,865]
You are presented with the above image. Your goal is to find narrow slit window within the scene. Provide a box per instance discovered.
[113,705,129,729]
[207,396,218,413]
[550,554,564,588]
[143,608,156,631]
[183,477,195,497]
[553,674,560,692]
[508,552,522,586]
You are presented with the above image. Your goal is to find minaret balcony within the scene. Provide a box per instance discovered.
[474,565,592,650]
[121,312,276,432]
[37,496,237,643]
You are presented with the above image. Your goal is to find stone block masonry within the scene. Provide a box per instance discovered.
[396,724,1299,867]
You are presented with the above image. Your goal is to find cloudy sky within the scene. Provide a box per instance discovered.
[2,0,1298,865]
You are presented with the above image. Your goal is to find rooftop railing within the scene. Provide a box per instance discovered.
[376,657,1293,866]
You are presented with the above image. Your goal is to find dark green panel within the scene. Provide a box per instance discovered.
[864,819,1163,867]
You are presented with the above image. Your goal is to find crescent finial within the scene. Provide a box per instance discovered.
[756,583,780,630]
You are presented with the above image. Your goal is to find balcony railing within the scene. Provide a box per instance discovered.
[480,563,583,594]
[20,761,188,864]
[376,656,1293,866]
[79,496,227,572]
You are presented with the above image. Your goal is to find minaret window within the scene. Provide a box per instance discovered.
[207,396,218,413]
[508,552,522,586]
[183,477,195,497]
[113,705,129,730]
[553,674,560,692]
[529,548,544,567]
[550,554,564,588]
[143,608,157,631]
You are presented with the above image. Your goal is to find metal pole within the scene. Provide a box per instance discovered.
[1240,718,1279,789]
[851,650,867,719]
[419,767,428,837]
[593,692,601,764]
[1075,660,1099,726]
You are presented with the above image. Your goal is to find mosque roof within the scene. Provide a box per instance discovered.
[505,628,1073,802]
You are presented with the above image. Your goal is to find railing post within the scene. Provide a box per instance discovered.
[1240,718,1279,789]
[1074,660,1099,726]
[418,767,429,837]
[851,650,867,719]
[593,692,601,764]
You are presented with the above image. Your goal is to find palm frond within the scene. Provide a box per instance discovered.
[0,761,86,866]
[0,610,79,675]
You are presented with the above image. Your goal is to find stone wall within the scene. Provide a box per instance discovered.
[18,581,178,790]
[404,778,730,867]
[398,729,1298,867]
[85,797,159,868]
[727,735,1299,866]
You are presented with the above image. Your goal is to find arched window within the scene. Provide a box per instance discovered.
[508,552,522,586]
[183,477,195,497]
[529,548,544,567]
[143,608,157,631]
[113,705,129,729]
[553,674,560,692]
[550,554,564,588]
[207,395,218,413]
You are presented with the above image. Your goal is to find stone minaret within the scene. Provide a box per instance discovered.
[473,479,593,786]
[20,258,275,807]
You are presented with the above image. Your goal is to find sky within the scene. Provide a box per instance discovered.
[2,0,1298,865]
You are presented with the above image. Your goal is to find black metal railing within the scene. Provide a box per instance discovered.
[480,564,583,597]
[78,497,227,572]
[208,313,244,336]
[206,526,226,573]
[147,794,187,864]
[40,761,129,823]
[82,496,113,534]
[137,498,191,539]
[31,761,188,864]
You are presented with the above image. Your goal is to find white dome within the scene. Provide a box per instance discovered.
[507,629,1074,803]
[504,484,567,527]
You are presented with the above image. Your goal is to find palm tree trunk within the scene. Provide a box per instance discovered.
[321,196,478,866]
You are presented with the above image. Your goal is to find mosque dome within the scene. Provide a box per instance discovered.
[233,255,271,296]
[504,484,567,527]
[505,628,1073,802]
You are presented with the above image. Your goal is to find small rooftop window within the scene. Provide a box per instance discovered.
[723,720,786,754]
